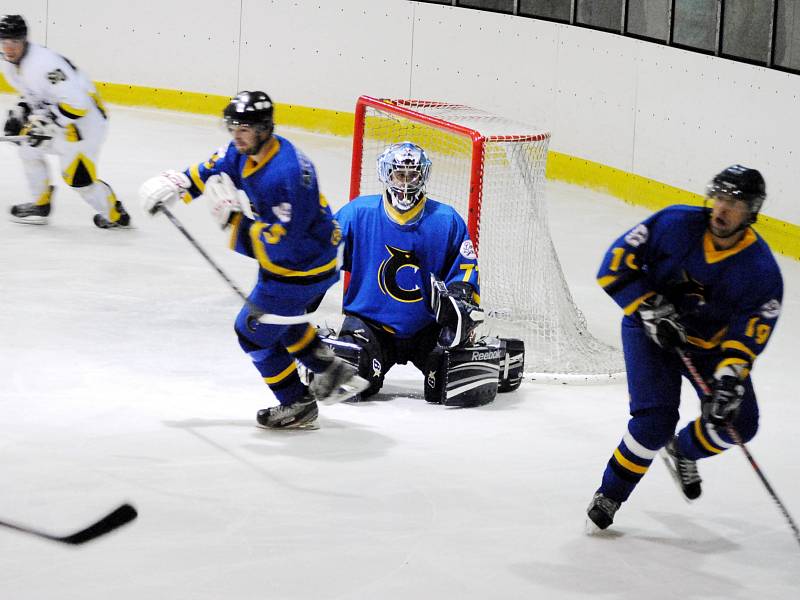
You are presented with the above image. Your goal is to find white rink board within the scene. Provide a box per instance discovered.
[0,0,796,222]
[238,0,415,112]
[45,0,241,95]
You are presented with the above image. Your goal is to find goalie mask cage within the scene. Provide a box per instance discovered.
[350,96,624,382]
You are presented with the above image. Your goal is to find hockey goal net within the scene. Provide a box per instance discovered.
[349,96,624,381]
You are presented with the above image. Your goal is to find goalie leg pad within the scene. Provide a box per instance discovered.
[498,338,525,392]
[424,340,502,407]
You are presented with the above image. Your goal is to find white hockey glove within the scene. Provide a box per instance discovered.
[139,170,192,215]
[205,172,249,229]
[21,114,58,149]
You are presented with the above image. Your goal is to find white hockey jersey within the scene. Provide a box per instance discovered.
[1,42,107,130]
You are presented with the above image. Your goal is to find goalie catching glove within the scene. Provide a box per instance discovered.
[430,276,484,348]
[139,170,192,214]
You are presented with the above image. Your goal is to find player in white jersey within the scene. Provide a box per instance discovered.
[0,14,129,228]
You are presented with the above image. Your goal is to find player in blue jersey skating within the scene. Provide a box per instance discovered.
[586,165,783,531]
[328,142,514,407]
[139,91,367,429]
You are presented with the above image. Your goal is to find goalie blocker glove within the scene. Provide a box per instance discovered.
[430,276,485,348]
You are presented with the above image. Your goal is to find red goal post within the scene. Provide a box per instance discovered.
[348,95,624,382]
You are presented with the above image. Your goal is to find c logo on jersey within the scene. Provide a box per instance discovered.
[377,245,423,303]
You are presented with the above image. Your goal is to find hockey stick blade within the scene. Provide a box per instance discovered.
[0,503,137,545]
[0,134,53,143]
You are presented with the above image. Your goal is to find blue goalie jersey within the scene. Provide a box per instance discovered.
[336,194,480,338]
[597,205,783,374]
[181,135,340,298]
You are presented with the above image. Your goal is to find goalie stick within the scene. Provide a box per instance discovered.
[0,503,137,545]
[678,348,800,548]
[158,205,322,325]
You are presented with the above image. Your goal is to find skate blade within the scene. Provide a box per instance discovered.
[659,449,695,504]
[318,375,369,406]
[10,215,48,225]
[256,418,320,431]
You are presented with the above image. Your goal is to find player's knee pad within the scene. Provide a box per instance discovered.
[424,339,504,407]
[628,407,680,450]
[497,338,525,392]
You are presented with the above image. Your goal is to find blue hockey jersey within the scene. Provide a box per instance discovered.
[336,194,480,338]
[597,205,783,374]
[181,135,340,298]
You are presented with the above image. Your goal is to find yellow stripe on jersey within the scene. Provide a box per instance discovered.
[597,275,619,288]
[249,222,338,278]
[189,163,205,193]
[694,418,724,454]
[716,357,751,377]
[264,362,297,385]
[623,291,656,315]
[286,325,317,354]
[228,213,243,249]
[57,102,89,119]
[243,138,280,178]
[613,448,649,474]
[686,326,728,349]
[382,195,426,225]
[721,340,757,360]
[703,229,758,264]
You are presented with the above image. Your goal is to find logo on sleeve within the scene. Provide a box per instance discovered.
[760,299,781,319]
[272,202,292,223]
[624,223,649,247]
[47,69,67,84]
[460,240,477,259]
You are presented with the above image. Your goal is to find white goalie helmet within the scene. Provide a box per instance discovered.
[376,142,432,212]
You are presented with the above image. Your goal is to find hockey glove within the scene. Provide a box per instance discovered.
[21,114,58,150]
[205,172,246,229]
[638,294,687,351]
[3,101,30,136]
[139,170,192,214]
[430,276,484,348]
[702,365,745,426]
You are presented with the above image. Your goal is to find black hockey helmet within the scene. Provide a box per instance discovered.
[223,91,274,135]
[706,164,766,223]
[0,15,27,40]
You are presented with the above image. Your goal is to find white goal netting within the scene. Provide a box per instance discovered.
[351,98,624,382]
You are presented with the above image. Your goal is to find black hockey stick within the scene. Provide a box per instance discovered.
[0,503,137,545]
[678,349,800,548]
[157,205,321,325]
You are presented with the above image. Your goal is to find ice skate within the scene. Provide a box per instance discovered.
[10,201,50,224]
[585,492,620,533]
[256,396,319,430]
[660,436,702,501]
[93,200,131,229]
[309,357,369,405]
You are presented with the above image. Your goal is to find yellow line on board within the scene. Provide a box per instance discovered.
[1,75,795,258]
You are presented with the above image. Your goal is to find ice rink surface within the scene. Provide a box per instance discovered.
[1,101,798,599]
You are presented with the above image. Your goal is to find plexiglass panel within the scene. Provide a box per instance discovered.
[626,0,670,41]
[673,0,718,51]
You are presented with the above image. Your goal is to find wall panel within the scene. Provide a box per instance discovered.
[239,0,414,112]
